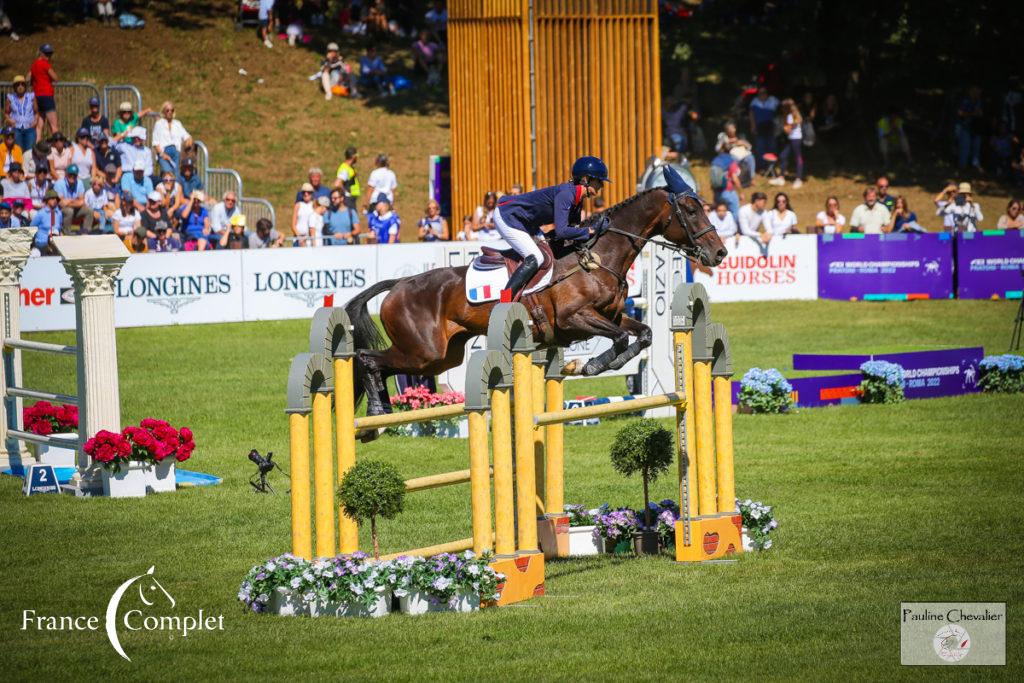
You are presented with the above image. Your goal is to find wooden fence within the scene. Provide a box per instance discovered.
[448,0,661,221]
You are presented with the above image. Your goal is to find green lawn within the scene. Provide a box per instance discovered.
[2,299,1021,680]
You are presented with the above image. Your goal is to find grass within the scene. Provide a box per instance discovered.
[1,299,1022,679]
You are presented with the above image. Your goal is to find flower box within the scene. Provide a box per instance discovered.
[399,589,478,614]
[567,525,602,556]
[322,592,392,618]
[742,527,756,552]
[31,432,79,468]
[101,460,149,498]
[271,587,305,616]
[147,459,177,493]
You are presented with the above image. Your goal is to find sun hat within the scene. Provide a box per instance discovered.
[317,196,330,207]
[12,75,26,85]
[193,190,205,202]
[132,126,147,139]
[104,163,117,174]
[230,213,247,227]
[44,189,59,201]
[147,191,162,202]
[34,141,50,156]
[327,42,339,51]
[119,101,133,112]
[133,160,147,171]
[957,182,973,194]
[301,182,315,192]
[134,225,148,238]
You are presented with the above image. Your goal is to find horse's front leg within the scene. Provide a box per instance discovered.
[558,311,632,377]
[604,316,652,372]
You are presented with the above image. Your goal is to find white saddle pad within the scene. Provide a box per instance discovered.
[465,257,554,303]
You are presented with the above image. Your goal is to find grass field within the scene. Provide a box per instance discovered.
[1,299,1021,680]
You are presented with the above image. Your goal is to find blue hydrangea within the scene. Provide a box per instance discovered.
[740,367,793,394]
[980,354,1024,372]
[859,360,905,387]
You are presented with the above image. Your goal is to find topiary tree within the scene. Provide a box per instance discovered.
[337,460,407,560]
[609,419,675,529]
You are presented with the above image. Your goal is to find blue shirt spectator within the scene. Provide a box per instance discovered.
[177,161,204,202]
[324,194,358,243]
[181,203,210,240]
[53,175,86,200]
[30,192,63,248]
[367,205,401,244]
[121,170,154,209]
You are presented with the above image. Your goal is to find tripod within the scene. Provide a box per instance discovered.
[1012,294,1023,352]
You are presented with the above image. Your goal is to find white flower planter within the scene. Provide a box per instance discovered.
[326,591,391,618]
[271,587,306,616]
[147,459,177,493]
[101,460,149,498]
[742,528,757,552]
[399,589,478,614]
[31,432,79,468]
[567,525,602,556]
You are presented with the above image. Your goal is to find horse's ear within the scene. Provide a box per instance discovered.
[663,164,694,195]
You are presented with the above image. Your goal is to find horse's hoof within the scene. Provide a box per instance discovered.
[561,360,581,375]
[582,360,602,376]
[357,428,381,443]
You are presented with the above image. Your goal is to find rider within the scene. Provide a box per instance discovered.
[493,155,610,301]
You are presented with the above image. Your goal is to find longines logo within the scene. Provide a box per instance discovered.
[21,566,224,662]
[114,274,233,316]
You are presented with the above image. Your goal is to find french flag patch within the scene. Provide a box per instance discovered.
[468,285,493,302]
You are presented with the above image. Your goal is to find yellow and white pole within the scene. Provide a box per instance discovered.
[490,386,516,556]
[531,361,546,514]
[334,356,359,554]
[544,375,564,514]
[311,389,336,558]
[512,350,538,551]
[713,375,736,512]
[676,328,698,519]
[692,357,717,516]
[289,412,312,560]
[467,409,493,554]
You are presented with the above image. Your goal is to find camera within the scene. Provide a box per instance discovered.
[954,194,967,207]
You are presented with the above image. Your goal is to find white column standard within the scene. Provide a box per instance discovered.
[0,228,38,464]
[53,236,129,495]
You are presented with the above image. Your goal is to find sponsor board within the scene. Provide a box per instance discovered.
[818,233,954,300]
[690,234,818,302]
[955,231,1024,299]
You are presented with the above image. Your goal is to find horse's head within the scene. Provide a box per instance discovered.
[661,191,728,267]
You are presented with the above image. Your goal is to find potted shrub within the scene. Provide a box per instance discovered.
[738,368,794,413]
[387,386,466,437]
[123,418,195,493]
[85,429,148,498]
[238,553,311,616]
[393,551,502,614]
[564,504,602,556]
[312,553,391,618]
[23,401,78,467]
[593,506,640,554]
[858,360,905,404]
[609,419,674,555]
[737,498,778,551]
[978,354,1024,393]
[337,459,407,560]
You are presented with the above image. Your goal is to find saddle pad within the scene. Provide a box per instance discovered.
[466,258,554,303]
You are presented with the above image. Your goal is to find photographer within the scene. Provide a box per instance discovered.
[934,182,983,232]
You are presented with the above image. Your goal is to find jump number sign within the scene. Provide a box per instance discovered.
[23,464,61,496]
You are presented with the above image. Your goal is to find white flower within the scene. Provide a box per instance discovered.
[289,577,302,589]
[763,539,773,549]
[466,564,481,576]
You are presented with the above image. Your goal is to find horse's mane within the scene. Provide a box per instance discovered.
[581,188,661,227]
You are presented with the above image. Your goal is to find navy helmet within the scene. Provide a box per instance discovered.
[571,155,611,183]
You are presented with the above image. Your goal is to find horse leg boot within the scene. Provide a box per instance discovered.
[501,255,539,303]
[356,351,391,442]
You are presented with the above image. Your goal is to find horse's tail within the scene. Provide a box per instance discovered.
[344,279,399,407]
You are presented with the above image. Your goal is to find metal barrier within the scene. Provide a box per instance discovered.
[194,140,210,188]
[0,82,101,139]
[239,197,276,228]
[207,168,243,202]
[102,84,142,120]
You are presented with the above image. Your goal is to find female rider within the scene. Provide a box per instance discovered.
[493,155,610,300]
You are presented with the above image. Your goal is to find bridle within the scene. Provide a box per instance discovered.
[587,189,715,261]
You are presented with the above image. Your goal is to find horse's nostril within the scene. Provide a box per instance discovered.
[715,248,728,263]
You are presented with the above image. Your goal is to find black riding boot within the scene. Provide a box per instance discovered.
[501,255,540,302]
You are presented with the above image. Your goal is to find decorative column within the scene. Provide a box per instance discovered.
[0,228,37,464]
[53,236,129,495]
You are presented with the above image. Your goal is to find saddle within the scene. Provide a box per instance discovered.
[473,240,555,292]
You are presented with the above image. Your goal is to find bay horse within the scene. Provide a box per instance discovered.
[345,183,727,416]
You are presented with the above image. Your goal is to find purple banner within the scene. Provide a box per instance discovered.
[817,233,954,301]
[730,373,863,408]
[956,231,1024,299]
[792,347,983,399]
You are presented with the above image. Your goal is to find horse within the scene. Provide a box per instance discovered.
[344,182,727,416]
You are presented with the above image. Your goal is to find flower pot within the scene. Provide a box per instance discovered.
[271,587,305,617]
[398,590,478,614]
[101,460,148,498]
[603,537,632,554]
[567,525,602,556]
[632,530,661,555]
[451,589,479,613]
[332,591,391,618]
[31,432,79,468]
[147,459,177,493]
[742,528,756,552]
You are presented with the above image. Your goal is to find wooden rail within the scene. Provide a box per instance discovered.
[353,403,466,430]
[534,392,685,427]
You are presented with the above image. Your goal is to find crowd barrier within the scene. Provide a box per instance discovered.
[285,282,743,607]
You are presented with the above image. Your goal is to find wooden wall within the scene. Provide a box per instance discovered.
[449,0,660,220]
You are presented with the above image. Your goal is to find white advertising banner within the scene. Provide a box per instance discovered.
[692,233,818,302]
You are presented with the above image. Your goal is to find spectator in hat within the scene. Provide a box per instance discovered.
[367,198,400,244]
[210,190,240,236]
[48,132,72,180]
[178,190,212,249]
[0,201,22,228]
[11,200,28,226]
[292,181,316,240]
[121,160,154,211]
[850,186,892,234]
[123,225,149,254]
[95,141,120,184]
[152,101,192,175]
[79,97,110,144]
[4,75,38,155]
[71,127,96,181]
[0,126,23,177]
[147,220,182,252]
[29,44,58,138]
[111,191,141,238]
[251,217,283,248]
[118,127,152,177]
[29,140,49,176]
[366,154,397,207]
[220,213,250,249]
[935,181,983,232]
[111,101,151,143]
[27,165,50,212]
[320,43,354,100]
[359,46,391,96]
[55,163,91,233]
[141,190,174,239]
[84,175,115,233]
[177,157,203,202]
[155,170,185,218]
[29,189,62,255]
[2,161,31,207]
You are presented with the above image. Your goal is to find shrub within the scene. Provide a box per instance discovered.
[738,368,793,413]
[609,419,674,528]
[858,360,905,404]
[978,354,1024,393]
[337,460,407,559]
